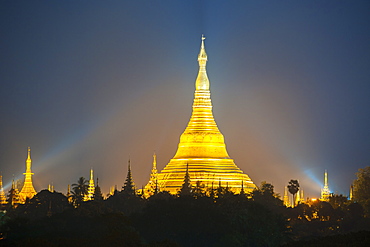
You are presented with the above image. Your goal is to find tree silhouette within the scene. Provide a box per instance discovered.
[352,166,370,216]
[71,177,88,207]
[287,179,300,207]
[192,180,205,198]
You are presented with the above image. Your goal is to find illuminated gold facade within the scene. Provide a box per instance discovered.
[0,174,7,205]
[86,168,95,201]
[19,147,37,203]
[321,170,330,201]
[155,36,256,194]
[144,153,158,197]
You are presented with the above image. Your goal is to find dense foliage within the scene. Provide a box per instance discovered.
[353,166,370,217]
[1,176,370,246]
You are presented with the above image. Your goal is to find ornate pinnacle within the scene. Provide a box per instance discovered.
[198,35,208,62]
[27,147,31,160]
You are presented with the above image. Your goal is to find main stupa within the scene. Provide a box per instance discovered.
[154,36,256,195]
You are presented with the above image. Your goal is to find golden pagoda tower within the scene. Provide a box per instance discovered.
[144,153,158,197]
[86,168,95,201]
[156,36,256,194]
[321,170,330,201]
[0,173,7,205]
[19,147,37,203]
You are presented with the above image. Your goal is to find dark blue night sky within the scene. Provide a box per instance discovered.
[1,1,370,197]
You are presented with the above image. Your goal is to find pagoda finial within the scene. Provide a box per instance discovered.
[198,35,207,63]
[195,34,209,91]
[27,147,31,160]
[153,152,157,169]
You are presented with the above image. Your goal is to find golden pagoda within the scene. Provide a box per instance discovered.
[155,36,256,195]
[321,170,330,201]
[86,168,95,201]
[0,174,7,205]
[19,147,37,203]
[143,153,158,197]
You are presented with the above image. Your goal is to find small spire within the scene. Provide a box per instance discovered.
[195,35,210,91]
[153,152,157,169]
[27,147,31,160]
[198,34,208,62]
[87,168,95,200]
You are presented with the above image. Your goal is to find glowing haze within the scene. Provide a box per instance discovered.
[1,1,369,198]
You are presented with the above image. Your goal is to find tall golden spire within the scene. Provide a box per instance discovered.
[0,173,7,205]
[19,147,37,203]
[87,168,95,200]
[321,170,330,201]
[156,36,256,194]
[144,153,158,197]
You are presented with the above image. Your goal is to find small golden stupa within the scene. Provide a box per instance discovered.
[19,147,37,203]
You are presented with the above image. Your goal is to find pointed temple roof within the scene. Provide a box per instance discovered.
[123,159,136,195]
[19,147,37,203]
[86,168,95,201]
[143,153,159,197]
[156,36,256,194]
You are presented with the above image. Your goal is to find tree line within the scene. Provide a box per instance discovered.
[1,167,370,246]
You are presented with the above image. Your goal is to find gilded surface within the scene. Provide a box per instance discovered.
[155,37,256,195]
[19,147,37,203]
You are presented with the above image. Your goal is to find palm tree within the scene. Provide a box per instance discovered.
[287,179,300,207]
[71,177,88,207]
